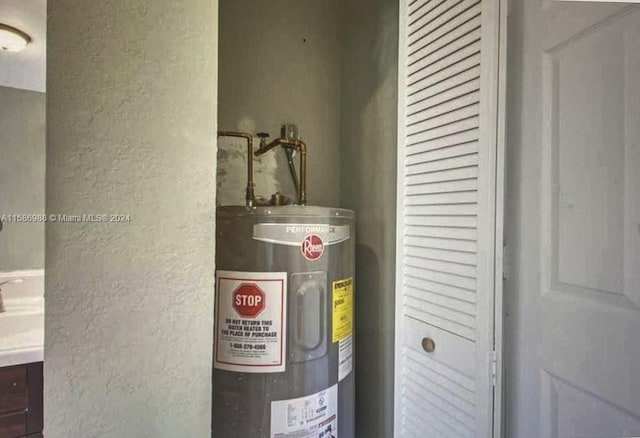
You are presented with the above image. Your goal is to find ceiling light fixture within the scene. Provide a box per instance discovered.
[0,23,31,52]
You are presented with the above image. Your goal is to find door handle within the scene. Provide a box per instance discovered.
[421,337,435,353]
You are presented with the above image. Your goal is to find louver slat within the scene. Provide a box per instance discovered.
[397,0,501,436]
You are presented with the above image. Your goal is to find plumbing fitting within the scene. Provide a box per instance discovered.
[255,136,307,206]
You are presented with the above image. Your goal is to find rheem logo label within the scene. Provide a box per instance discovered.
[301,234,324,260]
[232,283,265,318]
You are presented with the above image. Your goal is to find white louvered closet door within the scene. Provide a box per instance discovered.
[394,0,505,437]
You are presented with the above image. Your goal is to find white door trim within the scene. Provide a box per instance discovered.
[477,0,507,435]
[393,0,408,434]
[492,0,508,435]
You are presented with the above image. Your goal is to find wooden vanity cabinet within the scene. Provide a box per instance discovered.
[0,363,43,438]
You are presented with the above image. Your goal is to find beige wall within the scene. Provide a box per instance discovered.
[340,0,398,436]
[0,86,45,270]
[218,0,343,207]
[45,1,218,436]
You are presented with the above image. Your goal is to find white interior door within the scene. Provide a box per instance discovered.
[395,0,506,436]
[506,1,640,437]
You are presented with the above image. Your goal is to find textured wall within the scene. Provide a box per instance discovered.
[339,0,398,436]
[45,1,217,437]
[218,0,343,207]
[0,86,45,270]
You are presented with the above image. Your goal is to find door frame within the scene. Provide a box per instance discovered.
[493,0,507,436]
[479,0,507,435]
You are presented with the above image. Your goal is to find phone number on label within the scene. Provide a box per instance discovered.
[230,343,267,350]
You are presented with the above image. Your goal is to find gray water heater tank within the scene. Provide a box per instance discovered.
[213,205,355,438]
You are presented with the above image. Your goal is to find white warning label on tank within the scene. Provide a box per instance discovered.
[271,384,338,438]
[215,270,287,373]
[338,335,353,382]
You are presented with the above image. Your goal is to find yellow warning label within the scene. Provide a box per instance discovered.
[332,277,353,343]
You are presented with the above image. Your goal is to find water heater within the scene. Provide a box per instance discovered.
[213,130,355,438]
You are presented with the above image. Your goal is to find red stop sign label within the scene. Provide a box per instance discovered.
[232,283,265,318]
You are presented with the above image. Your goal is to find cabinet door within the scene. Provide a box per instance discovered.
[0,411,27,437]
[394,0,505,436]
[0,363,43,437]
[0,365,28,415]
[26,363,43,435]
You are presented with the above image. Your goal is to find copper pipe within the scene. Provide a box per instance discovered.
[217,131,255,207]
[255,137,307,205]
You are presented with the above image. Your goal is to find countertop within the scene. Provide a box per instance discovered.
[0,270,44,367]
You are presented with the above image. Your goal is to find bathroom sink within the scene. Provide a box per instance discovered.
[0,311,43,338]
[0,299,44,367]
